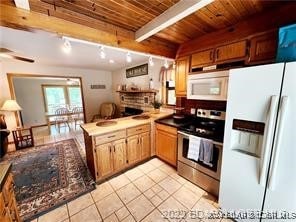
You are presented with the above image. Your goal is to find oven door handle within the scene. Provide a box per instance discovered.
[177,131,223,146]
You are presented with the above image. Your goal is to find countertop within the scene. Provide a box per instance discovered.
[81,111,172,136]
[155,116,192,128]
[0,163,11,190]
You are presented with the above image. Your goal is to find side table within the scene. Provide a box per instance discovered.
[12,127,34,150]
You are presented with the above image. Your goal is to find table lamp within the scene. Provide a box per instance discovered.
[0,99,23,128]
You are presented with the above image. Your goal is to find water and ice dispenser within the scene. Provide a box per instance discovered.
[231,119,265,158]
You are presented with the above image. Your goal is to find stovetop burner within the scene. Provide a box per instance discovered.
[179,116,225,143]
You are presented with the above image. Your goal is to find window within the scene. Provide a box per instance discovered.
[160,66,176,106]
[67,86,82,108]
[43,85,82,113]
[166,80,176,106]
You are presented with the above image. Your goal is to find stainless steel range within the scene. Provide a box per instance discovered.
[177,109,225,196]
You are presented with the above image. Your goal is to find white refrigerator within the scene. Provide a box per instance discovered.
[219,62,296,221]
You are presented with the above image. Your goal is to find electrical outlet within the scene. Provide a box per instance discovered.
[190,108,196,115]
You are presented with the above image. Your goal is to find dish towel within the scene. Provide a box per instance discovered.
[187,135,201,161]
[200,139,214,167]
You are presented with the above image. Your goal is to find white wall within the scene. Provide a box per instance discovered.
[0,60,113,133]
[13,78,74,126]
[111,60,165,106]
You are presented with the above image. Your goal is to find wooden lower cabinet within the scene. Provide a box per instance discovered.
[127,132,151,164]
[96,143,113,177]
[0,174,21,222]
[155,124,177,166]
[93,124,151,181]
[95,139,127,177]
[127,135,141,164]
[113,139,127,171]
[140,132,150,159]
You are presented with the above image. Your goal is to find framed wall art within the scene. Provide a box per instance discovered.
[126,64,148,78]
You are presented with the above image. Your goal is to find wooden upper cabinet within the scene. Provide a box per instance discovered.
[215,40,247,63]
[127,135,141,164]
[96,143,113,177]
[191,49,215,68]
[175,56,189,97]
[248,31,278,64]
[113,139,127,171]
[140,132,150,159]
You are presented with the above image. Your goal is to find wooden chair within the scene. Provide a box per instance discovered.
[91,102,116,122]
[72,107,84,130]
[54,108,71,133]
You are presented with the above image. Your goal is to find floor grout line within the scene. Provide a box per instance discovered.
[29,126,220,222]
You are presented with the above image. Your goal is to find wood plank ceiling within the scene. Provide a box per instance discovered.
[24,0,283,44]
[156,0,283,44]
[1,0,288,57]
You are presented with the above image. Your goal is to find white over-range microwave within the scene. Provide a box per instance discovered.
[187,70,229,101]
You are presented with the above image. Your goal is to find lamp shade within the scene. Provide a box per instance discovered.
[1,100,22,111]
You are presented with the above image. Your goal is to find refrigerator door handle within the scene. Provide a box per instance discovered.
[268,96,289,190]
[259,95,278,186]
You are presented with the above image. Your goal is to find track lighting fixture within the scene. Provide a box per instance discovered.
[149,56,154,66]
[62,39,71,54]
[164,59,169,69]
[100,46,106,59]
[126,52,132,63]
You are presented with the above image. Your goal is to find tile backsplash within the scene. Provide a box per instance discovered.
[119,92,156,112]
[176,97,227,114]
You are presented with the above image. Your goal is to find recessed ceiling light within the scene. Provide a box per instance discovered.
[164,59,169,69]
[62,39,71,54]
[126,52,132,63]
[100,46,106,59]
[109,59,114,63]
[149,56,154,66]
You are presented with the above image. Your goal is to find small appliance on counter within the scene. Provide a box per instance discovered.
[172,107,185,123]
[121,107,143,117]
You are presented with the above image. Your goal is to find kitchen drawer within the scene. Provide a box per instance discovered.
[2,174,14,205]
[94,130,126,145]
[127,124,150,137]
[156,123,177,135]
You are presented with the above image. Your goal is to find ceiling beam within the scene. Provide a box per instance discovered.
[0,3,176,58]
[135,0,214,42]
[14,0,30,10]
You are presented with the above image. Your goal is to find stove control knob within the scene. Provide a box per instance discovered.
[202,112,206,115]
[197,111,201,115]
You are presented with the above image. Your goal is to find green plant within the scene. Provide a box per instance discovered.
[151,100,162,109]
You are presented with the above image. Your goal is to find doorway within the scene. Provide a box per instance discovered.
[7,74,86,135]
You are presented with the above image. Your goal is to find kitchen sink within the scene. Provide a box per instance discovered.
[96,120,117,127]
[132,115,150,120]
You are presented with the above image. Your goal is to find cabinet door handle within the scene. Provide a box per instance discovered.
[113,145,115,152]
[136,128,142,131]
[109,146,111,153]
[216,49,220,59]
[108,135,116,138]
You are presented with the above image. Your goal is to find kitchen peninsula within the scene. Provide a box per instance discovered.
[81,112,171,182]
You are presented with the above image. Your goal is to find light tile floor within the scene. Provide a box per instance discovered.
[9,126,231,222]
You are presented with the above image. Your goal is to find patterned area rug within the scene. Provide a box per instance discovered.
[3,138,95,221]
